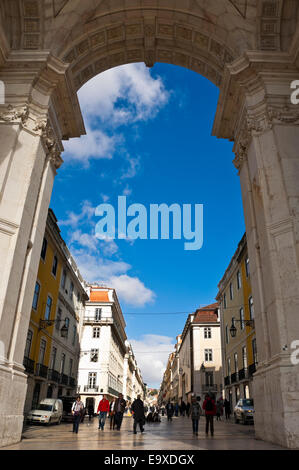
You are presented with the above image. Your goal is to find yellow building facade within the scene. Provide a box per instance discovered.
[216,234,257,411]
[23,210,88,414]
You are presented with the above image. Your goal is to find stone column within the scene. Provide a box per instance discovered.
[0,75,63,446]
[214,52,299,448]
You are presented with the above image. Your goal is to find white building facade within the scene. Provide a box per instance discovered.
[77,286,144,412]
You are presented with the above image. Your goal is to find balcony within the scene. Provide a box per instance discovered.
[69,377,76,388]
[248,363,257,377]
[238,368,249,381]
[84,385,99,392]
[60,374,69,385]
[23,357,35,374]
[202,384,218,393]
[35,363,48,378]
[224,376,230,386]
[83,316,113,325]
[231,372,239,384]
[48,369,60,383]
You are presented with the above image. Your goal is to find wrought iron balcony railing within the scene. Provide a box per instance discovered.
[23,356,35,374]
[47,369,60,383]
[35,363,48,378]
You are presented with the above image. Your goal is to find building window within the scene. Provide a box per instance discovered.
[69,281,74,299]
[225,324,229,344]
[72,325,76,345]
[227,358,231,377]
[24,330,33,358]
[223,293,227,309]
[229,283,233,300]
[50,347,57,370]
[240,307,245,330]
[56,307,62,330]
[60,353,66,374]
[90,349,99,362]
[41,238,48,261]
[237,270,242,290]
[64,318,69,338]
[95,308,102,321]
[204,327,211,339]
[234,353,238,373]
[249,296,254,320]
[245,257,250,277]
[242,346,247,369]
[52,255,58,276]
[38,339,46,365]
[205,371,214,386]
[93,327,100,338]
[204,349,213,362]
[252,338,258,364]
[45,295,52,320]
[32,282,40,310]
[69,358,73,377]
[61,269,66,289]
[88,372,97,388]
[77,291,80,302]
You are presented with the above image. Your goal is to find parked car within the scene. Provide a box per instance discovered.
[234,398,254,424]
[27,398,63,425]
[60,395,77,422]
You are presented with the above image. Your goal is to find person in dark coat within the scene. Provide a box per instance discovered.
[202,394,217,436]
[224,398,231,420]
[114,393,127,430]
[166,401,174,421]
[131,395,145,434]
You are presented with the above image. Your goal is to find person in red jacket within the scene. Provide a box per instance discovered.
[202,394,217,436]
[97,395,110,431]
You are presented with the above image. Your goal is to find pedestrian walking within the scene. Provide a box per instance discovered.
[114,393,127,430]
[72,395,84,434]
[166,401,174,422]
[181,400,186,416]
[190,396,202,436]
[97,395,110,430]
[203,394,216,437]
[131,395,145,434]
[109,398,116,430]
[87,402,94,422]
[224,398,231,420]
[174,403,179,417]
[186,401,191,418]
[216,398,223,421]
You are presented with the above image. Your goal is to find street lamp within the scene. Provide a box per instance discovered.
[230,319,254,338]
[39,318,69,338]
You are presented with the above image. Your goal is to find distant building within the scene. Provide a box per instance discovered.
[216,233,257,411]
[23,209,88,415]
[77,285,144,412]
[178,303,222,403]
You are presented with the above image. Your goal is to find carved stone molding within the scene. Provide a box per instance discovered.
[0,105,63,169]
[233,118,250,171]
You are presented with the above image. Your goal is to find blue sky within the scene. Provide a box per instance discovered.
[50,63,245,387]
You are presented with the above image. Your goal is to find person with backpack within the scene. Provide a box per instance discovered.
[202,393,216,436]
[71,395,84,434]
[190,396,202,436]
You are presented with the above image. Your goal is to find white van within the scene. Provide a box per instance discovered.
[27,398,63,425]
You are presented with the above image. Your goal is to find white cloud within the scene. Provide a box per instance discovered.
[108,274,156,306]
[120,155,141,180]
[63,126,116,165]
[62,63,170,165]
[58,200,95,228]
[69,230,98,252]
[129,335,175,388]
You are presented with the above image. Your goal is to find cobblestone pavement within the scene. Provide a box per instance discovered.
[2,415,286,450]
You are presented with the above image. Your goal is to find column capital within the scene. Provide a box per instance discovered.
[213,51,299,142]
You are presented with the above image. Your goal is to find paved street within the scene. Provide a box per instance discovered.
[2,415,285,450]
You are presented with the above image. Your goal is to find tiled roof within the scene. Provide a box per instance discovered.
[89,290,109,302]
[192,302,219,323]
